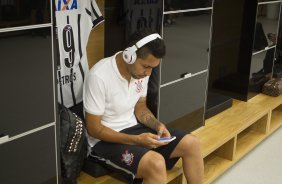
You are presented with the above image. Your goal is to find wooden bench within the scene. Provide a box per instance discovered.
[77,159,184,184]
[192,94,282,184]
[77,94,282,184]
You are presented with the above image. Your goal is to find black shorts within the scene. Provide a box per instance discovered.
[89,123,187,183]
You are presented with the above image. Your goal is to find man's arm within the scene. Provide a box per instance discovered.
[85,112,166,148]
[134,97,171,137]
[85,112,138,145]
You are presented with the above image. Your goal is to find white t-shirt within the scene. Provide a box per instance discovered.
[55,0,104,108]
[83,52,149,147]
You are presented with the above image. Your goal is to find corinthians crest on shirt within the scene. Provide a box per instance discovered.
[121,150,134,166]
[135,79,143,93]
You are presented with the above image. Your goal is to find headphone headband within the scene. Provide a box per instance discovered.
[135,33,161,49]
[123,33,162,64]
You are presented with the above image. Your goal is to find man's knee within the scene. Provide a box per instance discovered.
[182,134,201,153]
[137,151,166,177]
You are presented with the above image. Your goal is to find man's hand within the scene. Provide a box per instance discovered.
[136,132,168,149]
[156,123,171,138]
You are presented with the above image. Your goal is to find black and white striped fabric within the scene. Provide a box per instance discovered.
[55,0,104,108]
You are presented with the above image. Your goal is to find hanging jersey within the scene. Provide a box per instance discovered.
[55,0,104,108]
[124,0,162,37]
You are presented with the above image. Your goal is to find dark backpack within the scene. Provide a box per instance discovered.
[58,103,87,184]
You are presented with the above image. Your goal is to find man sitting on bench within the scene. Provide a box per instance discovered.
[83,29,204,184]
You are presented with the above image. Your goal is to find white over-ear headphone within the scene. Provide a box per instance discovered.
[122,33,161,64]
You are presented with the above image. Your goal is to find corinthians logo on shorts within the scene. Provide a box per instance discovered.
[121,150,134,166]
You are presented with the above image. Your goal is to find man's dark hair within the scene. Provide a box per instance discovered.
[125,29,166,59]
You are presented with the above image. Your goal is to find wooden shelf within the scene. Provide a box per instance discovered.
[236,130,266,160]
[236,113,268,160]
[192,94,282,184]
[203,137,236,184]
[270,104,282,133]
[193,99,267,156]
[204,154,233,184]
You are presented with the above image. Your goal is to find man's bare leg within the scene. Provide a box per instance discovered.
[136,151,167,184]
[170,134,204,184]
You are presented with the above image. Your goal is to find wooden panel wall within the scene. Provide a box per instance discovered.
[87,0,105,68]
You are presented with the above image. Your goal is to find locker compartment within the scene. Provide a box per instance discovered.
[159,73,208,132]
[0,127,57,184]
[0,28,55,137]
[0,0,51,29]
[162,10,211,84]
